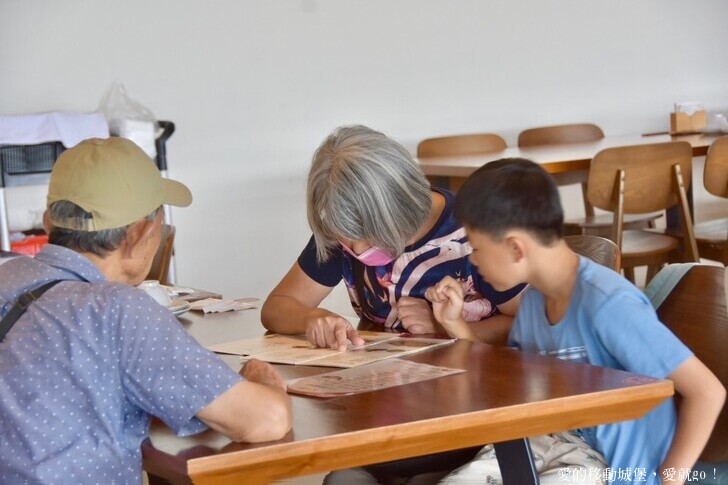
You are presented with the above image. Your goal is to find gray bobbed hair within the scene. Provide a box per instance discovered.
[307,125,432,262]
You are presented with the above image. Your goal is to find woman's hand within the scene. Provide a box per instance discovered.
[304,308,365,351]
[397,296,437,334]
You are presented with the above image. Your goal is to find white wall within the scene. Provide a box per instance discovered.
[2,0,727,302]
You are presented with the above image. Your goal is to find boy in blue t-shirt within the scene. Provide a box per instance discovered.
[427,158,725,484]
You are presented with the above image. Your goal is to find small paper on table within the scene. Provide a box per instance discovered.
[188,298,257,314]
[286,359,465,398]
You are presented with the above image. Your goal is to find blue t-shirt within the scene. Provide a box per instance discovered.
[0,245,241,484]
[298,188,524,329]
[509,256,692,484]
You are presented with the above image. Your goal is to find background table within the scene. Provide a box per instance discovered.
[418,133,720,185]
[143,309,673,484]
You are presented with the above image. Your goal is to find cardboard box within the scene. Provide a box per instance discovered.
[670,110,707,134]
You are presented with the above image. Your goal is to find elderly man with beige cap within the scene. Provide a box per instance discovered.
[0,138,291,484]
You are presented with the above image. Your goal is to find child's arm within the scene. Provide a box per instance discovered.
[425,276,480,342]
[659,356,726,483]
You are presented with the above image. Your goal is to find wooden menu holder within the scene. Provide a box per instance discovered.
[670,110,707,134]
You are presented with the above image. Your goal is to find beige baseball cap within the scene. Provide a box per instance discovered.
[47,137,192,231]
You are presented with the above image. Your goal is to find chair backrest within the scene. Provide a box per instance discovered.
[588,142,693,214]
[146,224,176,285]
[704,135,728,199]
[417,133,507,158]
[517,124,605,219]
[517,123,604,148]
[564,235,621,272]
[655,264,728,462]
[586,141,698,259]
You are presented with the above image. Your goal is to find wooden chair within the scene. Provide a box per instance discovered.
[587,141,699,284]
[564,234,621,272]
[417,133,507,192]
[518,123,660,237]
[693,136,728,264]
[146,224,176,285]
[417,133,507,158]
[655,265,727,465]
[518,123,605,148]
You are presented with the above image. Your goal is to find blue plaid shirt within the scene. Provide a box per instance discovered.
[0,245,240,484]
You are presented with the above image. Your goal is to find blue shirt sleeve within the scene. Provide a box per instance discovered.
[297,235,343,287]
[113,288,242,435]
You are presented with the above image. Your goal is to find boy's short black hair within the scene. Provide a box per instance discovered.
[454,158,563,244]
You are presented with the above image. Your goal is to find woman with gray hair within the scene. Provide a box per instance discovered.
[261,125,523,353]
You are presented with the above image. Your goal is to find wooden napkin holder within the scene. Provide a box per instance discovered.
[670,110,707,134]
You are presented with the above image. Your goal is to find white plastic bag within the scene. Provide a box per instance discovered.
[99,81,158,158]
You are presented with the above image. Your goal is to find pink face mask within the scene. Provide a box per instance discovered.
[340,243,396,266]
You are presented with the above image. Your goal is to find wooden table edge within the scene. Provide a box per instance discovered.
[187,379,673,484]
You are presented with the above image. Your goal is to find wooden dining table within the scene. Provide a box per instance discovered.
[143,308,674,484]
[418,132,722,187]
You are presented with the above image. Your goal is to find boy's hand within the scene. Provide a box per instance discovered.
[426,276,465,324]
[425,277,478,341]
[397,296,437,334]
[304,308,365,351]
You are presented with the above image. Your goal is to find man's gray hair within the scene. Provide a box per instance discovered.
[307,125,432,262]
[47,200,161,257]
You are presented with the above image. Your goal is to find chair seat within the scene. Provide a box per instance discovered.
[565,212,663,229]
[564,213,663,238]
[648,219,728,241]
[694,218,728,242]
[621,230,678,259]
[649,218,728,264]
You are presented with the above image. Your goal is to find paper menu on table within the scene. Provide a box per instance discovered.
[207,331,455,368]
[188,298,256,313]
[308,335,455,368]
[287,359,465,397]
[210,334,341,365]
[208,331,396,364]
[161,285,223,302]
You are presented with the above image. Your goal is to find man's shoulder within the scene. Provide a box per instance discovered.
[52,280,159,317]
[87,281,165,310]
[53,278,137,297]
[0,254,41,280]
[0,255,65,303]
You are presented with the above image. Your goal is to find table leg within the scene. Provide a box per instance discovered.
[493,438,540,485]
